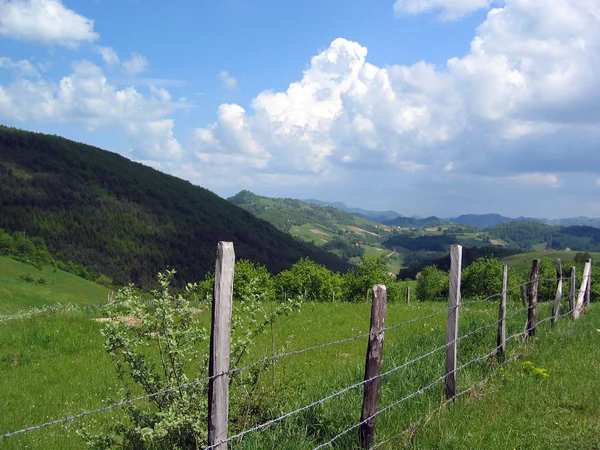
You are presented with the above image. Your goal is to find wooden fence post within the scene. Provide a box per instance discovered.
[208,242,235,450]
[407,285,411,305]
[585,259,592,307]
[359,285,388,449]
[574,260,591,320]
[569,267,576,317]
[551,259,563,326]
[445,245,462,400]
[497,265,508,359]
[526,259,539,339]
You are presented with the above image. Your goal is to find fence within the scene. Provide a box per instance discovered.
[0,243,594,448]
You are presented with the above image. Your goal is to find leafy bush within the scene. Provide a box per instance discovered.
[342,256,393,303]
[462,257,503,300]
[274,257,342,302]
[415,266,449,302]
[81,269,301,448]
[18,273,35,283]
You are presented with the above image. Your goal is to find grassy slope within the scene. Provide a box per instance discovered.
[502,251,600,271]
[413,306,600,449]
[1,253,597,449]
[3,280,597,449]
[0,255,110,315]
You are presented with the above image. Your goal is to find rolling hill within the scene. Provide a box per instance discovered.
[302,198,401,223]
[228,190,405,271]
[0,126,349,287]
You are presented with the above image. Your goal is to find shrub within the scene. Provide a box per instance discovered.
[415,266,449,302]
[462,257,503,300]
[81,269,301,448]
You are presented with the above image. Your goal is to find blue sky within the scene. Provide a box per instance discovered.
[1,0,600,219]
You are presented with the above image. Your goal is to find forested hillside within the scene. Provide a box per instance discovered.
[0,126,349,286]
[487,221,600,251]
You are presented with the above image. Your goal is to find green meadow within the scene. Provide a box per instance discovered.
[0,254,598,449]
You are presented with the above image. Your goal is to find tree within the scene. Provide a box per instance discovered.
[342,256,393,303]
[574,251,592,266]
[415,266,448,302]
[462,257,503,300]
[274,257,341,302]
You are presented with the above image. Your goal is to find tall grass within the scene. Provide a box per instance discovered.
[0,274,595,449]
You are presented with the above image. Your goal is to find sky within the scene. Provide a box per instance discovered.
[1,0,600,219]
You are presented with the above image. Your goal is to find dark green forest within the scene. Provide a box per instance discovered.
[0,126,349,287]
[487,221,600,251]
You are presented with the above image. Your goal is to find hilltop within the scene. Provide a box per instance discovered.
[228,190,404,271]
[0,126,349,287]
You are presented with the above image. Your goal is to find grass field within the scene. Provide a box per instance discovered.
[502,251,600,271]
[1,254,597,449]
[0,255,110,315]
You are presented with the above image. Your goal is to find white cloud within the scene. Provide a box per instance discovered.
[218,70,237,90]
[510,172,561,188]
[192,103,270,169]
[122,53,148,76]
[0,56,38,76]
[394,0,494,20]
[0,0,98,47]
[3,0,600,208]
[96,46,119,65]
[0,59,185,159]
[190,1,600,191]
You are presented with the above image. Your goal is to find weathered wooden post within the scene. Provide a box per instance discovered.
[497,265,508,359]
[569,267,576,316]
[407,285,411,305]
[585,259,592,307]
[526,259,539,339]
[445,245,462,400]
[574,260,591,320]
[551,259,563,326]
[359,285,388,449]
[208,242,235,450]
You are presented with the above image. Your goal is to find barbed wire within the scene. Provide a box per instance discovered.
[318,307,577,450]
[0,277,586,441]
[205,300,539,449]
[370,352,523,450]
[311,326,545,450]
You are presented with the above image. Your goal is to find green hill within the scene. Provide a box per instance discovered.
[228,190,406,270]
[0,255,110,315]
[501,250,600,271]
[487,221,600,251]
[0,126,349,287]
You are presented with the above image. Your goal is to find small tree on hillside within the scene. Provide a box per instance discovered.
[274,257,341,302]
[415,266,448,302]
[342,256,393,302]
[462,257,503,300]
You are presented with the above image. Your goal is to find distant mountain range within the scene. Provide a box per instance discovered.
[304,199,600,229]
[303,199,401,223]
